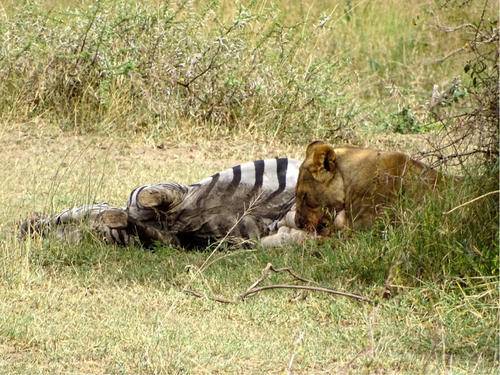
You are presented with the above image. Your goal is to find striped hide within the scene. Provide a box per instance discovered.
[19,158,305,248]
[127,158,300,247]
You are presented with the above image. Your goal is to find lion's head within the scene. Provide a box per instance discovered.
[294,141,346,234]
[295,140,443,235]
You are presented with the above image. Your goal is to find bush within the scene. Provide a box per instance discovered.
[0,0,354,141]
[423,0,498,168]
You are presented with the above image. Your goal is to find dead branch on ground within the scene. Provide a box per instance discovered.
[242,262,315,294]
[185,262,372,304]
[240,284,372,303]
[183,289,237,304]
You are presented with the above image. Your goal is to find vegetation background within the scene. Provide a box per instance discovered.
[0,0,498,373]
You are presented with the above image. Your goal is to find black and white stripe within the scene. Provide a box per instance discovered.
[191,157,299,197]
[53,203,111,225]
[22,157,300,248]
[167,157,300,244]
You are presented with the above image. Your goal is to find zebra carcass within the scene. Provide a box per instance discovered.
[19,158,308,248]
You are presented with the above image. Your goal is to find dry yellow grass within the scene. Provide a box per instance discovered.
[1,123,498,374]
[0,0,497,373]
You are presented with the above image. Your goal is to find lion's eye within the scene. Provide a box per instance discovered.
[305,195,319,209]
[298,192,319,209]
[307,201,319,209]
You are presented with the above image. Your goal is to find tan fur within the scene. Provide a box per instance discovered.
[295,141,439,234]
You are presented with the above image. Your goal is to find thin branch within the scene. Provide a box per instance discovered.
[425,148,491,168]
[431,45,468,64]
[444,190,499,215]
[240,263,371,302]
[287,331,305,375]
[433,14,477,34]
[176,51,222,88]
[144,1,189,70]
[184,289,236,304]
[242,262,275,293]
[176,16,241,90]
[270,265,315,284]
[242,262,316,296]
[73,0,101,70]
[240,284,372,303]
[436,23,477,33]
[183,261,372,304]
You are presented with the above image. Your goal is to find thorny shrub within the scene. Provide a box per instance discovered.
[424,0,498,169]
[0,1,354,141]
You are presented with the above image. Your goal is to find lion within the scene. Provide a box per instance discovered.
[294,141,441,235]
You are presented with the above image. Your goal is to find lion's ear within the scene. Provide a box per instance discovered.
[306,142,337,182]
[305,140,326,156]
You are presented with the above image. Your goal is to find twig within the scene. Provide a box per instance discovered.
[242,262,316,296]
[176,51,222,88]
[183,261,371,304]
[381,259,401,299]
[270,265,315,284]
[240,284,372,303]
[144,1,189,70]
[176,17,241,90]
[444,190,499,215]
[433,14,477,34]
[287,331,305,375]
[242,262,274,293]
[435,23,477,33]
[239,263,371,303]
[184,289,236,304]
[430,45,468,64]
[73,0,101,70]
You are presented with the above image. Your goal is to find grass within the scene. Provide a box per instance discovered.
[0,269,495,373]
[1,239,497,373]
[0,0,498,373]
[1,129,498,374]
[1,0,487,140]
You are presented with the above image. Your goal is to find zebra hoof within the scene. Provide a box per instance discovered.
[18,212,48,239]
[98,208,128,229]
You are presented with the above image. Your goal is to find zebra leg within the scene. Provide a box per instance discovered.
[18,212,52,239]
[128,220,181,248]
[200,214,269,247]
[260,208,312,247]
[276,208,298,229]
[18,204,132,246]
[235,215,269,240]
[125,183,187,247]
[93,207,133,246]
[18,204,112,240]
[97,207,128,229]
[130,183,188,211]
